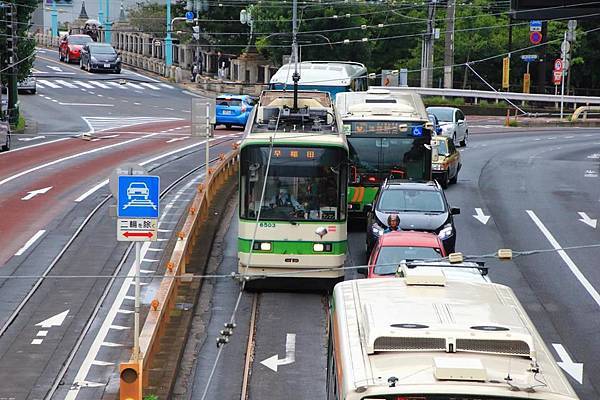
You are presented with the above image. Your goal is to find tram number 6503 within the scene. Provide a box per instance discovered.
[259,222,276,228]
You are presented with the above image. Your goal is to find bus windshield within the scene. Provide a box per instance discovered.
[240,146,347,221]
[348,137,430,181]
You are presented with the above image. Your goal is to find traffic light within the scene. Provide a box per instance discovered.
[119,361,142,400]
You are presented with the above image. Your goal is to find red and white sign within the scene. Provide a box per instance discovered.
[553,70,563,85]
[118,218,158,241]
[530,31,542,45]
[554,58,564,72]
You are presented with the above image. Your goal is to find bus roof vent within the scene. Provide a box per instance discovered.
[434,357,487,382]
[402,266,447,286]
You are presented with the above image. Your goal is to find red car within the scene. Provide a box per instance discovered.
[59,34,94,63]
[367,231,447,278]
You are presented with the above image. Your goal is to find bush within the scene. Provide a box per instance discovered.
[507,119,519,127]
[143,395,159,400]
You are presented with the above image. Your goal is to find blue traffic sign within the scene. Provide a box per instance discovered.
[186,11,194,21]
[530,20,542,31]
[117,175,160,218]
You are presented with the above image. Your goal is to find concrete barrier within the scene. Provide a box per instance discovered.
[125,148,239,396]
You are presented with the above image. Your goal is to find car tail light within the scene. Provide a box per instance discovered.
[241,104,247,113]
[367,176,377,183]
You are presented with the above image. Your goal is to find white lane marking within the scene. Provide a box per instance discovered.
[104,81,127,90]
[72,80,95,89]
[74,181,109,202]
[15,230,46,256]
[0,132,165,188]
[37,330,48,337]
[577,212,597,228]
[47,65,63,72]
[123,69,160,82]
[36,82,46,88]
[110,325,130,330]
[125,82,145,90]
[182,90,203,97]
[0,137,71,156]
[140,82,160,90]
[58,102,114,107]
[91,360,114,366]
[22,186,53,201]
[166,137,188,143]
[147,248,163,252]
[88,81,111,89]
[31,339,43,345]
[526,210,600,308]
[159,83,174,89]
[102,341,124,347]
[552,343,584,384]
[37,79,60,88]
[54,79,78,88]
[18,136,46,142]
[36,310,69,328]
[142,258,158,263]
[75,381,104,388]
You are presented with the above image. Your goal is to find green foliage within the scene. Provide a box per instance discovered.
[0,0,38,85]
[507,119,519,127]
[424,96,464,106]
[143,395,159,400]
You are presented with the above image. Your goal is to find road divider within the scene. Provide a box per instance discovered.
[122,148,239,398]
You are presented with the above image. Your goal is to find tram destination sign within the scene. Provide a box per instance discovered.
[343,121,426,136]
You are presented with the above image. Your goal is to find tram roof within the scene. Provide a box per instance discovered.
[332,277,579,399]
[336,88,429,121]
[270,61,367,87]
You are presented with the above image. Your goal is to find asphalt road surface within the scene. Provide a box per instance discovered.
[0,50,244,400]
[185,127,600,400]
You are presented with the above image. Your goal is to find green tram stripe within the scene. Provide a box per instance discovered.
[238,238,347,255]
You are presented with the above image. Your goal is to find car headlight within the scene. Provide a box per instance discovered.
[116,57,121,62]
[438,224,454,240]
[432,163,445,171]
[371,223,384,237]
[90,56,98,62]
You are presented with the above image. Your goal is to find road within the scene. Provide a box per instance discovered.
[183,127,600,399]
[0,47,243,400]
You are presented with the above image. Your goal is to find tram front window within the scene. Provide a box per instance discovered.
[240,146,346,221]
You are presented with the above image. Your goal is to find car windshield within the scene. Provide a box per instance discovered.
[240,146,347,221]
[217,98,242,107]
[374,246,442,275]
[428,108,454,122]
[436,140,449,155]
[69,36,93,45]
[91,46,116,55]
[379,189,445,213]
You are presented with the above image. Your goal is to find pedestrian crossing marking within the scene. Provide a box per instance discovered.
[88,81,111,89]
[35,79,176,92]
[37,79,60,88]
[82,116,185,133]
[72,80,95,89]
[55,79,78,88]
[125,82,145,90]
[140,82,160,90]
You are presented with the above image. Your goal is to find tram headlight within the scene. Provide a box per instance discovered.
[313,243,333,252]
[252,241,272,251]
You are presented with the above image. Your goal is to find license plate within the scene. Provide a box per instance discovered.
[222,110,233,115]
[104,63,110,68]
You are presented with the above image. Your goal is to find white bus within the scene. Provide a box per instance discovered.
[328,268,580,400]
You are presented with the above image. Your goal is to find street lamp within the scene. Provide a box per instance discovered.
[240,7,254,52]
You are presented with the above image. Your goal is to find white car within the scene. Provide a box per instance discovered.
[426,106,468,147]
[0,119,10,152]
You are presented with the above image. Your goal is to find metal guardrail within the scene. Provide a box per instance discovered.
[375,86,600,106]
[128,148,239,393]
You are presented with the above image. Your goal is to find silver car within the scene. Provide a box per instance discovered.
[0,119,10,152]
[17,75,37,94]
[426,106,468,147]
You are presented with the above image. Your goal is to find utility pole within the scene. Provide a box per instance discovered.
[566,19,576,95]
[165,0,173,66]
[6,1,18,124]
[443,0,455,89]
[421,0,436,88]
[291,0,299,110]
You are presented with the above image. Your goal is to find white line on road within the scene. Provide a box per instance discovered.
[37,79,60,88]
[58,102,114,107]
[552,343,584,384]
[54,79,78,88]
[526,210,600,308]
[139,82,160,90]
[0,137,71,156]
[22,186,53,200]
[72,80,95,89]
[15,230,46,256]
[88,81,111,89]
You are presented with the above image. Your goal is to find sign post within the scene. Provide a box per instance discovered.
[502,57,510,90]
[117,175,160,360]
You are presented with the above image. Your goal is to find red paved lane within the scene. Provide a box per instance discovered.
[0,122,240,266]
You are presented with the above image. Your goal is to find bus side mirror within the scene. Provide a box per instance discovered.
[450,207,460,215]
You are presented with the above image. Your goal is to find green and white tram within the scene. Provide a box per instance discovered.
[336,88,435,218]
[238,90,348,285]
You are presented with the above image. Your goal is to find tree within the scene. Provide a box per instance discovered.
[0,0,37,86]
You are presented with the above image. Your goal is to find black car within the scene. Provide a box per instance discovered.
[80,43,121,73]
[365,180,460,255]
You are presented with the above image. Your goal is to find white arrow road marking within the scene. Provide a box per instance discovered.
[527,210,600,308]
[578,212,597,229]
[260,333,296,372]
[18,136,46,142]
[472,208,490,225]
[21,186,53,200]
[47,65,63,72]
[552,343,583,384]
[166,137,188,143]
[36,310,69,328]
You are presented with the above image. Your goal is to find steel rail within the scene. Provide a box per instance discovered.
[0,136,235,338]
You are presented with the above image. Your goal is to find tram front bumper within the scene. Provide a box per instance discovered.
[238,252,346,279]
